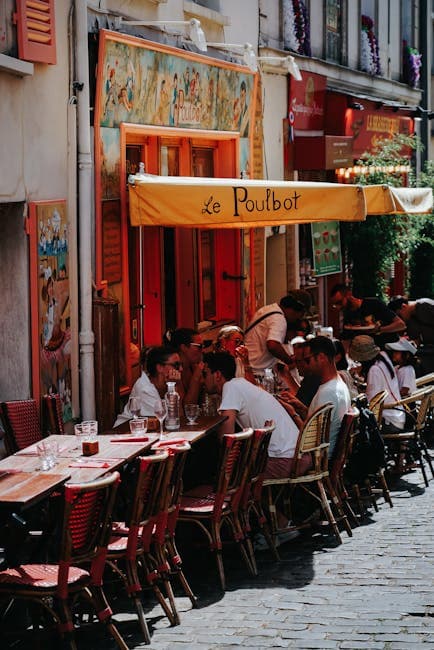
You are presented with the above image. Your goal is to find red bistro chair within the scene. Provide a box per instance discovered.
[0,399,44,455]
[178,428,254,591]
[43,393,65,435]
[0,472,126,649]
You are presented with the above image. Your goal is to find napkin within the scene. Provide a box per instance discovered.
[69,460,111,468]
[110,436,150,443]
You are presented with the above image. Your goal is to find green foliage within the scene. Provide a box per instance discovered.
[341,134,431,299]
[409,161,434,297]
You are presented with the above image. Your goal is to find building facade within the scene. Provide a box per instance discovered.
[0,0,429,427]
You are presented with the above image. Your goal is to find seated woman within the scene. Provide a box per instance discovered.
[165,328,204,405]
[349,335,405,432]
[385,338,418,397]
[113,346,183,427]
[216,325,256,384]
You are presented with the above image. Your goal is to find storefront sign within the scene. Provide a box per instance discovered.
[288,72,326,133]
[295,135,353,169]
[345,109,413,157]
[129,177,367,227]
[311,220,342,276]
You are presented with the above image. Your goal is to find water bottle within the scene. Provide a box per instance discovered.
[263,368,275,395]
[165,381,180,430]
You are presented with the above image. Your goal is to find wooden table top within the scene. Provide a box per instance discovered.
[0,416,225,510]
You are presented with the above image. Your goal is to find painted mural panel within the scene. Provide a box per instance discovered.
[100,127,121,200]
[37,201,72,422]
[99,37,254,134]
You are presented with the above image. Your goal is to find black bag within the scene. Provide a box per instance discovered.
[344,395,386,483]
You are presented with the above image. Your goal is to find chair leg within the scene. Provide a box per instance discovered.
[211,520,226,591]
[87,586,129,650]
[364,478,379,511]
[316,480,342,545]
[132,596,151,645]
[421,440,434,479]
[325,477,352,537]
[253,503,280,560]
[377,468,393,507]
[56,598,77,650]
[123,558,152,641]
[165,536,198,608]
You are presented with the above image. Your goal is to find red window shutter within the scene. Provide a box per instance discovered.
[14,0,56,64]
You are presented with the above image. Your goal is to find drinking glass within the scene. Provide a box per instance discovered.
[129,417,148,436]
[82,420,98,441]
[128,397,141,419]
[154,400,167,441]
[185,403,200,425]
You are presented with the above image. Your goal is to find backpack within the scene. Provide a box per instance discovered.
[344,395,386,483]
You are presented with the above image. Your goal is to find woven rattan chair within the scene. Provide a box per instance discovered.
[43,393,65,435]
[0,399,43,455]
[151,439,197,623]
[382,386,434,487]
[237,423,279,570]
[368,391,393,508]
[106,450,174,643]
[415,372,434,388]
[0,472,126,649]
[263,403,349,545]
[178,428,254,591]
[329,407,360,529]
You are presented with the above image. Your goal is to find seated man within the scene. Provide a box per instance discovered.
[202,351,309,544]
[303,336,351,459]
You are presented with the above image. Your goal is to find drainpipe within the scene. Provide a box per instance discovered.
[75,0,95,419]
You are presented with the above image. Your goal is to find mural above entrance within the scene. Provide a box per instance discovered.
[98,30,254,135]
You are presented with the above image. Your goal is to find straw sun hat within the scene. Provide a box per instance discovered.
[349,335,381,362]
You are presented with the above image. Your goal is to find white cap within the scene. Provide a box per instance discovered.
[385,338,417,355]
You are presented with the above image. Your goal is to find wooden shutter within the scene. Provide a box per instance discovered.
[14,0,56,64]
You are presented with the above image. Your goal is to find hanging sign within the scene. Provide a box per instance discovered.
[311,220,342,276]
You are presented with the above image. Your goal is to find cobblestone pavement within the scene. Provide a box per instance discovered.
[79,467,434,650]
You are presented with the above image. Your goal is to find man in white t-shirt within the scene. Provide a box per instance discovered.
[303,336,351,458]
[244,294,306,373]
[202,352,311,479]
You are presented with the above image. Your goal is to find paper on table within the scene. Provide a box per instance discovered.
[68,460,111,468]
[110,436,150,443]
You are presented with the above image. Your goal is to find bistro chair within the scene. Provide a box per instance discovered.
[328,407,360,529]
[382,386,434,487]
[368,391,394,508]
[178,428,254,591]
[415,372,434,389]
[43,393,65,435]
[263,403,349,546]
[0,399,43,455]
[237,422,279,570]
[106,450,173,644]
[0,472,127,649]
[151,438,197,623]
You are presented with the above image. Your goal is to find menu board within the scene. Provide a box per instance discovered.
[311,221,342,276]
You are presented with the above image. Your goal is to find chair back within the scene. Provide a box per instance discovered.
[127,450,170,555]
[151,440,192,538]
[329,406,360,485]
[368,391,388,425]
[414,386,434,434]
[292,403,333,477]
[240,423,275,507]
[0,399,43,454]
[43,393,65,435]
[214,429,253,516]
[59,472,120,597]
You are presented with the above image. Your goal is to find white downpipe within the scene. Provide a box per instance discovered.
[75,0,95,419]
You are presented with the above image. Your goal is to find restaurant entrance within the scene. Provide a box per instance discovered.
[123,126,241,379]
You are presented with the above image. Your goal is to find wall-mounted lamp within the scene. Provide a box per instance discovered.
[116,17,207,51]
[206,42,257,71]
[348,102,365,111]
[256,55,302,80]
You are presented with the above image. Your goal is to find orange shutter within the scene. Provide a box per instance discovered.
[14,0,56,64]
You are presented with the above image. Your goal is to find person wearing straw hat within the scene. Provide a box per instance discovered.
[349,335,405,433]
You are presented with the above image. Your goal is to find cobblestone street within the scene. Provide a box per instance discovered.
[82,467,434,650]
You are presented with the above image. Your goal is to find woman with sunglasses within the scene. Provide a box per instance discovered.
[164,328,204,405]
[113,346,183,427]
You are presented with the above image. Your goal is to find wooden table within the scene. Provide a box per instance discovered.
[109,414,226,444]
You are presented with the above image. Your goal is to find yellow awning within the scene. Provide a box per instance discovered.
[128,176,367,228]
[364,185,433,215]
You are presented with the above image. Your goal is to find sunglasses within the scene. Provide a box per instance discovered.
[190,342,204,349]
[163,361,183,370]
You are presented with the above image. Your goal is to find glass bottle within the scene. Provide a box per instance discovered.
[263,368,275,395]
[165,381,180,430]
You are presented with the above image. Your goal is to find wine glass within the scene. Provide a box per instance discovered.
[129,397,141,419]
[154,400,167,441]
